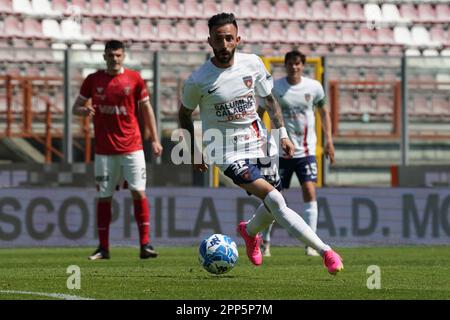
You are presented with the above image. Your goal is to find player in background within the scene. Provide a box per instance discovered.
[259,51,335,257]
[178,13,343,275]
[72,40,163,260]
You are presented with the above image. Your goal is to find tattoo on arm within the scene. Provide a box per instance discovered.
[178,105,196,155]
[264,94,284,128]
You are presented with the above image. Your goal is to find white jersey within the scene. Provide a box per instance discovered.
[182,53,277,169]
[272,76,325,158]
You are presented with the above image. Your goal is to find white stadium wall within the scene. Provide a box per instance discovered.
[0,188,449,247]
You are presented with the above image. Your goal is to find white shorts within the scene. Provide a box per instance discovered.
[94,150,147,198]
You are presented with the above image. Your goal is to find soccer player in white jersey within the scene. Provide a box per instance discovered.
[178,13,343,274]
[259,50,335,257]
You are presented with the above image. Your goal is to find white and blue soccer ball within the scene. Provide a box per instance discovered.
[198,234,239,275]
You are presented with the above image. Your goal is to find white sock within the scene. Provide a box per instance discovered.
[263,189,331,254]
[260,223,273,243]
[246,203,275,237]
[304,201,318,233]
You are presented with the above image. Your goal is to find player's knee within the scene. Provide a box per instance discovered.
[263,189,287,214]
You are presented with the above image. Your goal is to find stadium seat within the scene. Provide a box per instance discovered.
[394,26,414,46]
[286,22,303,43]
[23,17,46,39]
[147,0,164,18]
[12,0,33,15]
[399,4,418,21]
[90,0,108,18]
[377,27,395,45]
[31,0,60,17]
[405,48,420,56]
[257,0,273,20]
[346,3,365,22]
[4,15,23,39]
[61,19,91,42]
[81,18,100,40]
[0,41,16,63]
[165,0,184,19]
[375,94,393,118]
[0,0,14,15]
[193,19,208,44]
[202,0,218,17]
[42,19,64,41]
[138,20,156,42]
[304,23,322,44]
[176,20,194,44]
[184,0,201,19]
[51,0,67,15]
[359,26,377,45]
[329,1,347,22]
[128,0,148,19]
[311,1,328,22]
[322,25,340,45]
[71,0,89,17]
[98,19,118,42]
[274,0,292,21]
[267,21,286,44]
[341,26,358,45]
[435,4,450,23]
[292,0,309,21]
[155,19,175,43]
[432,95,450,117]
[220,0,240,18]
[13,38,34,62]
[417,4,436,23]
[364,3,382,26]
[239,0,257,20]
[109,0,128,18]
[248,21,267,43]
[381,3,409,24]
[411,26,440,47]
[430,27,447,45]
[33,40,54,63]
[120,19,139,43]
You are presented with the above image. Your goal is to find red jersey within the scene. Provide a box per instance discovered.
[79,68,150,155]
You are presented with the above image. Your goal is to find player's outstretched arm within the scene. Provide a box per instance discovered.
[140,100,163,157]
[319,106,335,164]
[178,105,207,172]
[263,94,295,158]
[72,96,95,116]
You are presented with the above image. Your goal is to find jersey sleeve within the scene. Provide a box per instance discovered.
[135,74,150,103]
[254,55,273,98]
[79,74,93,100]
[181,75,201,110]
[313,81,326,108]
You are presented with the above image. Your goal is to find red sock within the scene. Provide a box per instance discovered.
[134,198,150,246]
[97,201,112,251]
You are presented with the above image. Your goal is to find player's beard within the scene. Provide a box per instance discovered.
[214,48,235,65]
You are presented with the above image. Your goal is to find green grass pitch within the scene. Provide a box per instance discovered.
[0,246,449,300]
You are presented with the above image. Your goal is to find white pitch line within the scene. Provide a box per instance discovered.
[0,290,95,300]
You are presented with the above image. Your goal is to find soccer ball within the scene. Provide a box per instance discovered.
[198,234,239,275]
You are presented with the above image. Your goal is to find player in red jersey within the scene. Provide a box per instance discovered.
[72,40,163,260]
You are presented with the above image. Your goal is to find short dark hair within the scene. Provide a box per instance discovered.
[285,50,306,65]
[208,12,238,32]
[105,40,125,52]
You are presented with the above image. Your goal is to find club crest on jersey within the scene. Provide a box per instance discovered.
[243,76,253,89]
[124,86,131,96]
[96,87,104,94]
[305,93,311,102]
